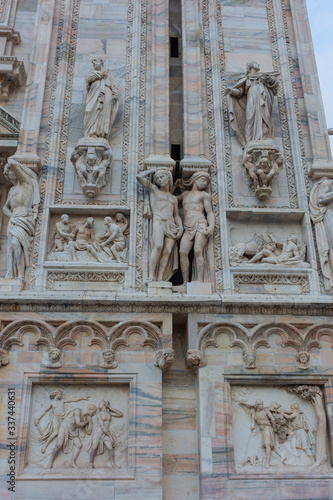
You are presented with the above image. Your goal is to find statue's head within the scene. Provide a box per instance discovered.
[102,348,115,364]
[49,347,61,364]
[104,216,113,226]
[246,61,260,74]
[153,168,173,190]
[115,212,126,224]
[4,161,17,183]
[86,217,94,228]
[98,399,108,411]
[92,58,104,70]
[189,171,211,191]
[61,214,69,224]
[0,348,9,367]
[287,233,297,244]
[255,399,264,410]
[50,389,62,400]
[243,350,256,368]
[86,404,97,417]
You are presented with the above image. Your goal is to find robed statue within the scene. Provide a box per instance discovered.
[83,58,119,140]
[227,61,279,147]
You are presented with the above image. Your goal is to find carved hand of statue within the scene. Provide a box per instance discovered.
[34,417,40,425]
[84,397,90,401]
[201,226,214,237]
[226,87,241,97]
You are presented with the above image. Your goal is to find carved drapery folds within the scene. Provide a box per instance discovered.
[197,321,333,370]
[227,61,283,200]
[0,319,166,370]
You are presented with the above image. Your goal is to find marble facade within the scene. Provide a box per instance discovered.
[0,0,333,499]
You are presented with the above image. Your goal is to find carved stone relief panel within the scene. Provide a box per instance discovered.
[46,213,130,265]
[24,382,131,479]
[228,217,310,269]
[231,385,331,475]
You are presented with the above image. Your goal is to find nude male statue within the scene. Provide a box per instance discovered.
[137,168,183,281]
[89,400,123,468]
[98,216,126,262]
[176,171,215,284]
[68,217,102,262]
[48,404,97,468]
[3,158,40,281]
[241,399,277,468]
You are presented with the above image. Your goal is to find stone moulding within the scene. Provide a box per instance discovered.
[197,321,333,370]
[0,319,164,369]
[233,273,310,294]
[46,271,125,290]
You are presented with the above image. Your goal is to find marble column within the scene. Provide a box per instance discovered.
[289,0,333,179]
[145,0,175,171]
[180,0,211,176]
[13,0,55,169]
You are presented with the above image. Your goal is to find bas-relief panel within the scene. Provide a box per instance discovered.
[24,383,130,479]
[231,385,331,475]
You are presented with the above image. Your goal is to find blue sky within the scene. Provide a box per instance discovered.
[306,0,333,151]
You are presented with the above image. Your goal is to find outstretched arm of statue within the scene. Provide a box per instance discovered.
[7,159,31,185]
[319,182,333,205]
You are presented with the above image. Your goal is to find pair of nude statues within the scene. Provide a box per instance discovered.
[137,168,215,284]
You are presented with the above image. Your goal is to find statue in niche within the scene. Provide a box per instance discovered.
[240,399,277,468]
[48,404,97,468]
[45,347,62,368]
[34,389,90,455]
[52,214,72,252]
[68,217,102,263]
[174,171,215,285]
[310,178,333,292]
[227,61,282,200]
[83,58,119,140]
[70,58,119,198]
[70,144,112,198]
[89,400,123,468]
[230,232,310,268]
[100,348,118,369]
[248,233,310,267]
[98,216,126,263]
[137,168,183,282]
[296,351,310,371]
[3,158,40,282]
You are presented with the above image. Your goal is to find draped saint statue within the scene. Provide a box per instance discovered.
[83,58,119,140]
[227,61,279,147]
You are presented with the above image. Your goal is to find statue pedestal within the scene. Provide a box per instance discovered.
[0,277,24,294]
[186,281,211,295]
[71,137,112,198]
[147,281,173,295]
